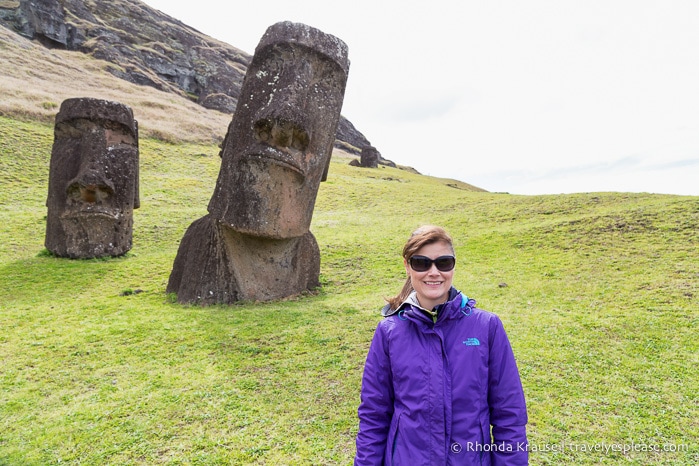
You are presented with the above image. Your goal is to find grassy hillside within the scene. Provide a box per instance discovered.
[1,115,697,465]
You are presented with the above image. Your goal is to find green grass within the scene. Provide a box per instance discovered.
[1,116,697,464]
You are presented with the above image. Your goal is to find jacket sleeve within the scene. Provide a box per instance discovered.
[355,320,394,465]
[487,315,528,466]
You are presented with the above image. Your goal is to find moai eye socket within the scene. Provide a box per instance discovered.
[291,129,309,151]
[271,121,293,147]
[255,119,309,151]
[254,119,273,142]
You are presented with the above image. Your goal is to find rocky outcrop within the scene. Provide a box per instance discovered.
[0,0,67,47]
[0,0,373,151]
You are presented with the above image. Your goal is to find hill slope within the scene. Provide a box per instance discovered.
[0,115,697,464]
[0,5,697,462]
[0,0,373,153]
[0,25,231,144]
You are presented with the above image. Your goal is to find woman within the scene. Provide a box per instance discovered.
[355,225,528,465]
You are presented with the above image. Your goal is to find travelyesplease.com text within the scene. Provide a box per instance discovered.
[463,440,689,455]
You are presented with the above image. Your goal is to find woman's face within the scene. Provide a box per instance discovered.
[404,240,455,311]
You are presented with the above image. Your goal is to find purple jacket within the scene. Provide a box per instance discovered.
[355,288,528,465]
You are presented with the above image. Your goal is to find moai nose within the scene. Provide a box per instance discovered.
[66,169,114,203]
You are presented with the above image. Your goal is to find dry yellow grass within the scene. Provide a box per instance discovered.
[0,27,230,144]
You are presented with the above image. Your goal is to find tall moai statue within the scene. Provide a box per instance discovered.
[167,21,350,305]
[45,97,140,259]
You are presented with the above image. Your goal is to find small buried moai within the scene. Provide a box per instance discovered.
[45,98,139,258]
[360,146,380,168]
[167,21,349,304]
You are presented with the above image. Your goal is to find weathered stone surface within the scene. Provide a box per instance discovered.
[167,216,320,304]
[167,22,349,305]
[348,145,397,169]
[0,0,65,47]
[0,0,372,151]
[45,97,139,258]
[360,146,380,168]
[334,117,368,155]
[209,21,349,238]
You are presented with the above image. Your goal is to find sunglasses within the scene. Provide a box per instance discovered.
[408,255,456,272]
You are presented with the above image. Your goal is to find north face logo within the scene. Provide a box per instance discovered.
[463,338,480,346]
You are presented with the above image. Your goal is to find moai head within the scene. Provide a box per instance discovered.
[45,97,139,258]
[208,21,350,239]
[360,146,380,168]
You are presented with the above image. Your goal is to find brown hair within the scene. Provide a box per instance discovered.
[385,225,455,310]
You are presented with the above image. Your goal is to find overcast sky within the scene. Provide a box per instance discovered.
[142,0,699,196]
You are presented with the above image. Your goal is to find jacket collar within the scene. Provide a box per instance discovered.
[381,287,476,320]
